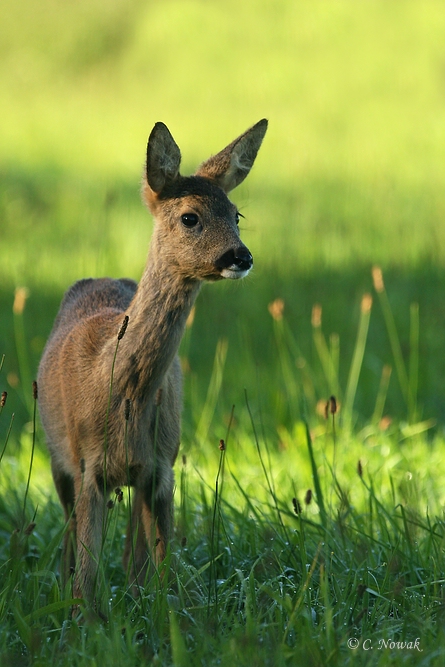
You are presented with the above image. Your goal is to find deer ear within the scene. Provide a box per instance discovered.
[195,119,268,193]
[145,122,181,194]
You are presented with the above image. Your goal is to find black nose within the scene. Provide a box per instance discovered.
[233,247,253,271]
[215,247,253,272]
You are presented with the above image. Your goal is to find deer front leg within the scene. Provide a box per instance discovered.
[141,478,173,566]
[123,471,174,591]
[123,489,149,588]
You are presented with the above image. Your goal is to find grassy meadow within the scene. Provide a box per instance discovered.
[2,1,445,664]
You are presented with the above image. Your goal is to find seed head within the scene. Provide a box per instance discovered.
[329,395,337,415]
[115,487,124,503]
[361,293,373,314]
[311,304,322,328]
[0,391,7,407]
[219,439,226,451]
[357,583,367,598]
[124,398,131,421]
[305,489,312,505]
[372,266,384,293]
[106,499,114,510]
[292,497,302,515]
[268,298,284,321]
[181,536,187,548]
[117,315,129,340]
[80,458,86,474]
[357,460,363,478]
[13,287,29,315]
[155,388,163,406]
[379,416,392,431]
[24,521,36,536]
[32,381,38,400]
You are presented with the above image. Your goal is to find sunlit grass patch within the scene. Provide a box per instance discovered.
[1,393,445,665]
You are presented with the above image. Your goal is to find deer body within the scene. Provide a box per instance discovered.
[37,119,267,605]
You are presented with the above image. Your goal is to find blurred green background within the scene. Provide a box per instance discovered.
[2,0,445,444]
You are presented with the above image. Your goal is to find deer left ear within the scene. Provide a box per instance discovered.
[195,119,268,193]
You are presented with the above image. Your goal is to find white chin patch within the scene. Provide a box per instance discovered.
[221,266,251,280]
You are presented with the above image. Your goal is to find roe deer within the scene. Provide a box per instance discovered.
[37,119,268,607]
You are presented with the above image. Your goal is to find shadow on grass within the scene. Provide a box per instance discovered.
[2,165,445,444]
[1,262,445,450]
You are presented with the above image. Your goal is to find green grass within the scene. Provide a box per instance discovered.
[1,379,445,666]
[2,0,445,664]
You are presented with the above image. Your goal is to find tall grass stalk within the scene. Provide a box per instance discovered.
[178,455,188,542]
[304,420,326,526]
[244,389,288,538]
[343,294,372,431]
[329,332,340,400]
[326,396,338,500]
[196,338,228,443]
[207,438,226,619]
[169,608,188,666]
[282,542,321,647]
[372,266,413,418]
[0,415,14,465]
[269,301,301,417]
[150,389,162,586]
[123,397,145,612]
[409,302,419,422]
[0,395,14,465]
[102,316,129,516]
[12,288,33,414]
[22,381,38,526]
[0,360,14,466]
[372,364,392,426]
[207,405,235,620]
[312,304,339,397]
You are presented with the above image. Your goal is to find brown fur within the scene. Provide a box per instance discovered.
[37,119,267,606]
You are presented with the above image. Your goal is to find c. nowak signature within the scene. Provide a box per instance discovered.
[347,637,423,652]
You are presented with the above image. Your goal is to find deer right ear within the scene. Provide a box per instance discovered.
[145,122,181,195]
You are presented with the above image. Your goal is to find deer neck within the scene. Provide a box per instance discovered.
[113,245,201,404]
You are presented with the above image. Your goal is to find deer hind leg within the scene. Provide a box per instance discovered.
[51,461,77,588]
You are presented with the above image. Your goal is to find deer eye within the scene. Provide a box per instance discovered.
[235,211,244,226]
[181,213,199,228]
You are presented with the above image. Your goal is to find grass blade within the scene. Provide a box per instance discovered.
[303,420,326,526]
[196,338,228,442]
[409,301,419,422]
[312,304,339,397]
[343,294,372,431]
[372,364,392,426]
[372,266,410,411]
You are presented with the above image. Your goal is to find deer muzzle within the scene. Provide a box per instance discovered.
[215,246,253,279]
